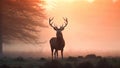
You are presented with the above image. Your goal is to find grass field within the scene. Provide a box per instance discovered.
[0,56,120,68]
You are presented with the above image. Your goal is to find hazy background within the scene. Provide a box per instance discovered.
[4,0,120,58]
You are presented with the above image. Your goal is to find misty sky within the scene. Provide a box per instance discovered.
[4,0,120,58]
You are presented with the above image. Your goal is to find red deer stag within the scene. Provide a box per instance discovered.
[49,17,68,60]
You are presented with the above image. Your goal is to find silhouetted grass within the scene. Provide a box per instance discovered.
[0,55,120,68]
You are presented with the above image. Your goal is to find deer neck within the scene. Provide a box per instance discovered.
[56,32,64,40]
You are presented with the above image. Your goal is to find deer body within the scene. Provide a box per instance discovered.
[50,36,65,50]
[49,17,68,60]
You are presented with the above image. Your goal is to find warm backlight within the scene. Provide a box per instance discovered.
[4,0,120,57]
[43,0,95,10]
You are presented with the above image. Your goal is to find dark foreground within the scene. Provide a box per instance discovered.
[0,56,120,68]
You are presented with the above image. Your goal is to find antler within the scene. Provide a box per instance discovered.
[49,17,68,31]
[49,17,54,28]
[62,17,68,28]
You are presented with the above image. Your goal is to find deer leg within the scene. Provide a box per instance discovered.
[57,51,58,59]
[54,49,58,59]
[54,50,56,59]
[61,49,63,59]
[51,49,53,60]
[56,50,58,59]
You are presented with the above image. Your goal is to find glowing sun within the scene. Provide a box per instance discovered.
[43,0,96,10]
[87,0,95,3]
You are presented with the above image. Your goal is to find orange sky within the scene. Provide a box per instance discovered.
[4,0,120,58]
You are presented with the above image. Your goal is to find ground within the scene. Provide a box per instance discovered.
[0,56,120,68]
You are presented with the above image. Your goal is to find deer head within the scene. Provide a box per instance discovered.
[49,17,68,32]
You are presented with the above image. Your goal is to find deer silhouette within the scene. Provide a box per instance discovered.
[49,17,68,60]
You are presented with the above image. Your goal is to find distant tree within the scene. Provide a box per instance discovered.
[96,56,102,59]
[85,54,97,59]
[78,56,84,59]
[67,56,77,61]
[0,0,46,57]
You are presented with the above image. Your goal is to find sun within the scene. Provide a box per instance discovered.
[64,0,75,2]
[87,0,95,3]
[43,0,75,10]
[42,0,96,10]
[42,0,56,10]
[113,0,118,3]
